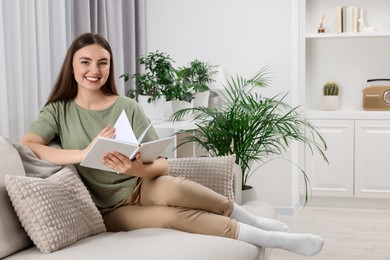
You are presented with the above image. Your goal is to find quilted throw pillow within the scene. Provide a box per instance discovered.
[168,155,235,200]
[5,167,106,254]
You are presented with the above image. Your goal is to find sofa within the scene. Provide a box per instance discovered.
[0,135,276,260]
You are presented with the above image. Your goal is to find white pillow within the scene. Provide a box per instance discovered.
[168,155,235,200]
[5,167,106,254]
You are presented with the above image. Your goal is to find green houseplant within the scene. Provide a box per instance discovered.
[165,59,216,120]
[164,59,216,103]
[120,50,176,103]
[170,66,328,204]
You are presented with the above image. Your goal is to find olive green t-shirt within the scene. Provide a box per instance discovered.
[29,96,159,208]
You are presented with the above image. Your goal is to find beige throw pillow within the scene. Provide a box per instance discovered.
[5,167,106,254]
[168,155,235,200]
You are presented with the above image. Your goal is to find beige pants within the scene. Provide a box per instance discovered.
[102,175,238,239]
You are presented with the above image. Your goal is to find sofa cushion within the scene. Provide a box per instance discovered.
[5,167,106,254]
[13,143,62,178]
[0,136,32,259]
[3,229,265,260]
[168,155,235,200]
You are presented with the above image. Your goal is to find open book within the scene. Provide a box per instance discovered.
[80,110,175,172]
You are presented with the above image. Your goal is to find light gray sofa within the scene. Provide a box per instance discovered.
[0,135,276,260]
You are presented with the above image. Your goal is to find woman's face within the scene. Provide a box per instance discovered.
[72,44,111,92]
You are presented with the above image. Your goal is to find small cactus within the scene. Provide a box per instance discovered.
[323,82,339,96]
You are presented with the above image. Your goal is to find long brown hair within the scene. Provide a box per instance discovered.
[45,33,118,106]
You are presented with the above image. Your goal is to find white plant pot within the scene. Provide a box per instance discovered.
[241,185,258,204]
[193,90,210,108]
[138,95,166,120]
[322,96,340,111]
[171,100,194,121]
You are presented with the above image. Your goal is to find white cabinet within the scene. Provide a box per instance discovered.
[305,119,354,197]
[300,1,390,203]
[306,119,390,199]
[355,120,390,198]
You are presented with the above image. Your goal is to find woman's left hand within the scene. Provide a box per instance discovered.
[102,152,169,179]
[102,152,143,176]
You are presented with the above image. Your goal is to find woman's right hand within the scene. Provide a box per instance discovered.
[80,125,116,161]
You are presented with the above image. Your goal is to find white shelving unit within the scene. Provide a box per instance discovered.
[300,0,390,204]
[300,0,390,115]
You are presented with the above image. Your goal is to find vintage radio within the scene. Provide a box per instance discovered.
[362,79,390,110]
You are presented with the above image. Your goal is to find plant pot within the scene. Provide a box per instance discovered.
[138,95,166,120]
[241,185,258,204]
[322,95,340,111]
[171,100,194,121]
[193,90,210,108]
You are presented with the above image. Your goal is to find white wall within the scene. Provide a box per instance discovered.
[144,0,300,212]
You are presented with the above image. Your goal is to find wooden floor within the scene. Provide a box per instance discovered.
[269,207,390,260]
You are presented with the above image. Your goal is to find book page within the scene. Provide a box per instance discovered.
[137,122,154,143]
[113,110,138,143]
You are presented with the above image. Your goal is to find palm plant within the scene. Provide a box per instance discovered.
[170,66,328,204]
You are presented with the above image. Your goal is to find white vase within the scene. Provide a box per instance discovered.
[171,100,194,121]
[322,96,340,111]
[193,90,210,108]
[138,95,166,120]
[241,185,258,204]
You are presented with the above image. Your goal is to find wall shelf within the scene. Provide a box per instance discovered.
[305,110,390,120]
[306,31,390,39]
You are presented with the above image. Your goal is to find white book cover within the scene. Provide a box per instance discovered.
[80,110,174,172]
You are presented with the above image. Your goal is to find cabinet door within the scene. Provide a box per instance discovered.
[305,119,354,197]
[355,120,390,199]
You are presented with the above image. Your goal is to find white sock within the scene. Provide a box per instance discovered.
[230,203,291,232]
[237,222,324,256]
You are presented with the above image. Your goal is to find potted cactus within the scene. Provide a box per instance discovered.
[322,81,340,111]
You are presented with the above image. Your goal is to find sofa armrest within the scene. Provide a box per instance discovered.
[168,155,236,200]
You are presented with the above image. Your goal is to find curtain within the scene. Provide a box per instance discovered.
[0,0,144,143]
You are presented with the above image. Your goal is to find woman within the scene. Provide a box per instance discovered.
[21,33,323,256]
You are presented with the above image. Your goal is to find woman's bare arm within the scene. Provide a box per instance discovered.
[20,125,116,165]
[21,133,84,165]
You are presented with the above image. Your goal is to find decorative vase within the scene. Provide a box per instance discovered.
[241,185,258,204]
[193,90,210,108]
[322,96,340,111]
[138,95,166,120]
[171,100,194,121]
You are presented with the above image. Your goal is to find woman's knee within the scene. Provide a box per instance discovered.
[140,176,188,205]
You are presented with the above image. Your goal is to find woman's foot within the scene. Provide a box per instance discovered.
[237,222,324,256]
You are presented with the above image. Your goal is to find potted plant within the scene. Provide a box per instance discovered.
[170,66,328,204]
[120,51,176,120]
[183,59,216,107]
[322,81,340,111]
[165,59,216,120]
[164,69,194,120]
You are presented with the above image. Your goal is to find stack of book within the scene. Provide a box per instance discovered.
[336,6,361,33]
